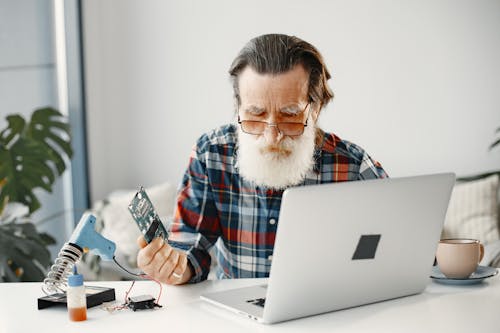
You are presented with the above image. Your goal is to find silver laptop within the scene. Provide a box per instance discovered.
[200,173,455,324]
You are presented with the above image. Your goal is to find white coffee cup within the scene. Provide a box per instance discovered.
[436,239,484,279]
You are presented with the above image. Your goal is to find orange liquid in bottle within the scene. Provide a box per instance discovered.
[69,307,87,321]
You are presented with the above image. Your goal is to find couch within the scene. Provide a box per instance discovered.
[80,171,500,281]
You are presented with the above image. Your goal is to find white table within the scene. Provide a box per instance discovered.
[1,275,499,333]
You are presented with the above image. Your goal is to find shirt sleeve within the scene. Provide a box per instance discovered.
[357,151,389,180]
[168,140,221,283]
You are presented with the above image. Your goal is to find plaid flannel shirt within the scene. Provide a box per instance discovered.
[168,124,388,282]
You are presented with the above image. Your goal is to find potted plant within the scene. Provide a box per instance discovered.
[0,107,73,282]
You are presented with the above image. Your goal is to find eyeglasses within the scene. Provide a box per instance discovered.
[238,104,310,137]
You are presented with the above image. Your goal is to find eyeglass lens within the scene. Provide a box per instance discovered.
[240,121,306,136]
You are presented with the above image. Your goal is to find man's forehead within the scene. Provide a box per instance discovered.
[238,65,309,104]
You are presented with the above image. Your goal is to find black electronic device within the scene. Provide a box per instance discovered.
[127,295,162,311]
[37,286,115,310]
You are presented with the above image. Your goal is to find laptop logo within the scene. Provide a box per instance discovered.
[352,234,381,260]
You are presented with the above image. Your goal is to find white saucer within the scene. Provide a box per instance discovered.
[430,265,498,285]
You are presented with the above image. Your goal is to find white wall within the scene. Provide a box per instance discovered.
[83,0,500,202]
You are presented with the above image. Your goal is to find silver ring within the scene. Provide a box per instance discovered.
[172,272,182,279]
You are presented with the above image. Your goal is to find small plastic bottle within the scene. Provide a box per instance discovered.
[67,266,87,321]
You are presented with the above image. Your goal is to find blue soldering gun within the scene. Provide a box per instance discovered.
[69,213,116,260]
[42,213,116,295]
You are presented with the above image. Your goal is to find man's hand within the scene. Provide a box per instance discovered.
[136,236,193,285]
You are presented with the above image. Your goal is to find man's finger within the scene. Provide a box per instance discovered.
[153,244,174,273]
[158,250,180,281]
[167,253,189,285]
[172,254,187,280]
[137,235,148,248]
[137,237,164,268]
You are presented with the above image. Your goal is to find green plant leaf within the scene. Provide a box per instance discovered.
[0,107,73,281]
[39,232,56,246]
[13,223,53,266]
[0,259,19,282]
[0,139,53,213]
[0,115,25,147]
[8,248,46,282]
[0,222,53,282]
[26,107,73,175]
[0,108,72,213]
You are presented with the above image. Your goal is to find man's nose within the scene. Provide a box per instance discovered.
[263,123,283,144]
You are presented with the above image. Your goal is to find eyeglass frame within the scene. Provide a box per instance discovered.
[237,103,311,137]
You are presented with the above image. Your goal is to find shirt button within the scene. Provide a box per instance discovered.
[269,218,276,225]
[268,255,273,261]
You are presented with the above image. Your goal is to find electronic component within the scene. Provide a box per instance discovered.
[38,286,115,310]
[38,212,162,314]
[128,186,169,243]
[127,295,162,311]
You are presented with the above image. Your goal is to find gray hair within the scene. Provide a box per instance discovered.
[229,34,334,112]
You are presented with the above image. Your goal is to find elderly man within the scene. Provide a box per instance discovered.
[137,34,388,284]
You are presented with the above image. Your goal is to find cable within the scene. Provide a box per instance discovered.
[113,256,145,277]
[141,274,163,304]
[124,280,136,303]
[112,256,163,306]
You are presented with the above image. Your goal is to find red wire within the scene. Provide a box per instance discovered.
[108,275,163,312]
[141,274,163,304]
[112,257,163,307]
[124,280,136,304]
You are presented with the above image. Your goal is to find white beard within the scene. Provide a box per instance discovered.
[236,117,316,190]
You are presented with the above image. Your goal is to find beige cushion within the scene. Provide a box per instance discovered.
[442,174,500,244]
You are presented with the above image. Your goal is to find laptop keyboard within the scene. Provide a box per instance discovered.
[246,298,266,307]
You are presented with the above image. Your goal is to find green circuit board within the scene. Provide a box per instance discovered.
[128,186,168,243]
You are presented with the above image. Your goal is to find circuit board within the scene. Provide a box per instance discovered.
[128,186,168,243]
